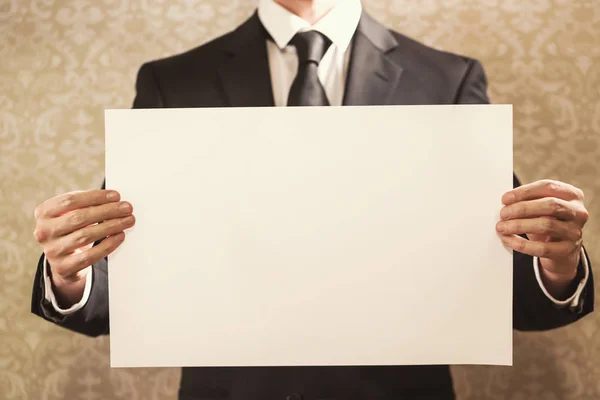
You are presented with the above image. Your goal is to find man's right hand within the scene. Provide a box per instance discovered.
[33,190,135,306]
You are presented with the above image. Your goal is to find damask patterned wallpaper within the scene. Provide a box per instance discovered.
[1,0,598,399]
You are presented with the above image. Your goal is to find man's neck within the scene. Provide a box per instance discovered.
[274,0,338,24]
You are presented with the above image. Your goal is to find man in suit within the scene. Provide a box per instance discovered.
[31,1,594,399]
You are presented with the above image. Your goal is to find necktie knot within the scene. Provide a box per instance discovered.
[290,31,332,65]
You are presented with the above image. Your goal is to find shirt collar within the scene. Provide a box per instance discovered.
[258,0,362,53]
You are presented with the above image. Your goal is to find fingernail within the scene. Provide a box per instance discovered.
[120,202,132,212]
[502,192,515,205]
[123,215,135,225]
[496,222,505,232]
[107,191,120,201]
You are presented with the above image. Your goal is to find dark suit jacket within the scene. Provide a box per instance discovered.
[32,11,594,400]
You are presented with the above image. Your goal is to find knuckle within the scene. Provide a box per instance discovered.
[57,242,69,257]
[511,221,522,233]
[55,259,75,277]
[75,230,90,247]
[544,179,560,193]
[541,246,552,258]
[44,244,59,259]
[78,251,92,268]
[45,225,58,239]
[104,219,118,230]
[49,260,66,277]
[580,208,589,224]
[517,203,527,216]
[110,203,123,217]
[33,227,47,243]
[550,198,564,214]
[60,194,76,210]
[541,218,554,234]
[68,210,85,227]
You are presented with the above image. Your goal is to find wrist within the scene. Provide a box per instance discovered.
[539,259,579,300]
[49,266,90,307]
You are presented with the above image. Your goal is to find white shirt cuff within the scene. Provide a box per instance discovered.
[533,247,589,311]
[43,254,93,315]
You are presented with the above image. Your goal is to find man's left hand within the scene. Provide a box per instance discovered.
[496,179,589,297]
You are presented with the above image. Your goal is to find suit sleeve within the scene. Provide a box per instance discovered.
[30,63,165,337]
[454,59,594,331]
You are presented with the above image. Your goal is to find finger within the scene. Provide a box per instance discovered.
[496,218,582,242]
[54,232,126,278]
[500,197,578,221]
[500,234,578,259]
[43,201,133,239]
[35,190,121,219]
[46,216,136,258]
[502,179,583,205]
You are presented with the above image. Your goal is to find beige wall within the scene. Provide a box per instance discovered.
[1,0,598,399]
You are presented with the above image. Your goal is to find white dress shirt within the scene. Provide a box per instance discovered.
[259,0,362,106]
[44,0,589,315]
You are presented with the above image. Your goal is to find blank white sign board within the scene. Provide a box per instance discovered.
[105,105,513,368]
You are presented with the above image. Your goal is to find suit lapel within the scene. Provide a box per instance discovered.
[218,13,275,107]
[343,13,403,106]
[218,12,405,107]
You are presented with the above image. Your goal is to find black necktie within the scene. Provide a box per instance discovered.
[287,31,332,106]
